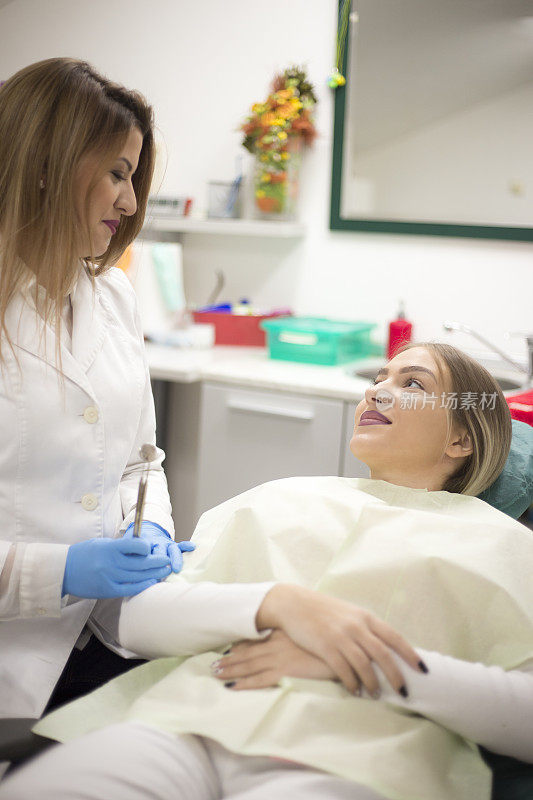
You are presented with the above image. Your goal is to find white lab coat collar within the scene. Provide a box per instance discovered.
[4,263,112,399]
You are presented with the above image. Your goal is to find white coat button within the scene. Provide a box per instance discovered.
[83,406,99,424]
[81,493,98,511]
[37,607,46,615]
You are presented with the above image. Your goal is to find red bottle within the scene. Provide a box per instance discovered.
[387,301,413,359]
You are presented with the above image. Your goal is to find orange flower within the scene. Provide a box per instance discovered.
[277,104,295,119]
[261,112,277,127]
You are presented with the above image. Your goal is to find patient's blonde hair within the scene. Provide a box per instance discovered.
[0,57,155,367]
[400,342,512,496]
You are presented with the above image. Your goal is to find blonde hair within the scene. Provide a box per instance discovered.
[0,57,155,367]
[400,342,512,496]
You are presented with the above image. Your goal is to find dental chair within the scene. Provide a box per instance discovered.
[1,420,532,799]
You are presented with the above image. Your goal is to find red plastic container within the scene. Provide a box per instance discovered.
[506,389,533,427]
[192,312,289,346]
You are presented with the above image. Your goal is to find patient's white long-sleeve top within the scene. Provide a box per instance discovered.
[117,580,533,764]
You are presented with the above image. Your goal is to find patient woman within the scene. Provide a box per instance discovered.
[2,342,533,800]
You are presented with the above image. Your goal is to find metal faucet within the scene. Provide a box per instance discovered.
[443,321,533,385]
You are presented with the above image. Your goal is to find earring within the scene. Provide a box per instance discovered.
[40,179,45,189]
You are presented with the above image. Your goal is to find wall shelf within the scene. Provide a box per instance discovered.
[142,216,305,238]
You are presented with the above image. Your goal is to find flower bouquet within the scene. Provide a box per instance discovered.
[240,66,317,219]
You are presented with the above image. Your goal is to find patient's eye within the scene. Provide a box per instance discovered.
[404,377,424,389]
[372,375,424,389]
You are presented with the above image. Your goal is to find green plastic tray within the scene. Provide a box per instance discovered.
[260,317,377,366]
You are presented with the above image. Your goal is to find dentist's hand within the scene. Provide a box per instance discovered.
[125,521,195,573]
[62,536,173,599]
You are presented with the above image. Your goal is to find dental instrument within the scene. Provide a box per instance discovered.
[132,444,158,538]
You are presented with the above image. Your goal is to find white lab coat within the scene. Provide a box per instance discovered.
[0,265,174,718]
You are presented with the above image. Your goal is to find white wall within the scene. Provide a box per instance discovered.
[0,0,531,364]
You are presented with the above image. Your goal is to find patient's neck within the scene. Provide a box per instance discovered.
[369,466,445,492]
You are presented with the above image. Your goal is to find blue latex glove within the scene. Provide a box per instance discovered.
[62,535,173,599]
[125,521,195,573]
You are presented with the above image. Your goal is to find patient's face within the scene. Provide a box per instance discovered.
[350,347,453,481]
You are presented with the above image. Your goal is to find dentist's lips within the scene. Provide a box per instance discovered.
[103,220,118,234]
[358,410,392,426]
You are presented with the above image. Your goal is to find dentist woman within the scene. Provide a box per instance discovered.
[0,58,192,719]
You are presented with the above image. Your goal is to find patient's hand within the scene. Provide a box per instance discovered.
[256,584,427,697]
[212,629,335,690]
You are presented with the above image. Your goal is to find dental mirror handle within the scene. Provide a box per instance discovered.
[132,444,158,538]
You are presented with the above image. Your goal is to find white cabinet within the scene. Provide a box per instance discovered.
[196,382,345,515]
[163,383,368,540]
[340,402,371,479]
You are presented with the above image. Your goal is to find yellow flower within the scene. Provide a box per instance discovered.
[255,189,266,198]
[260,153,269,162]
[274,118,285,127]
[281,152,290,160]
[277,131,287,140]
[260,173,272,183]
[252,103,265,114]
[290,98,303,110]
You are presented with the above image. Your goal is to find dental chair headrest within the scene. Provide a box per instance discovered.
[477,419,533,519]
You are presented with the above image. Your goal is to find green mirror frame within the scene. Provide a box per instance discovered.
[329,0,533,242]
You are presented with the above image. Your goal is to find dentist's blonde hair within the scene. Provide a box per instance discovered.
[400,342,512,497]
[0,57,155,367]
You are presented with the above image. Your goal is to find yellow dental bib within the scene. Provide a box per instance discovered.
[36,477,533,800]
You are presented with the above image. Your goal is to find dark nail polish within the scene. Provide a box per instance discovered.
[399,685,408,698]
[224,681,236,688]
[223,648,231,655]
[418,660,429,674]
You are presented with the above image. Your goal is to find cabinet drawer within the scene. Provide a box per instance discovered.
[196,382,345,515]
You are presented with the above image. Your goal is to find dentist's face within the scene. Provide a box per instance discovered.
[73,125,143,258]
[350,347,453,476]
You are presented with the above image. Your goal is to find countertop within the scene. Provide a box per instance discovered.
[146,343,379,402]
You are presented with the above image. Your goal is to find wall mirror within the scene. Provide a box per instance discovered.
[330,0,533,241]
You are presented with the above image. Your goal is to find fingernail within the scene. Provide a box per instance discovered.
[224,681,236,688]
[223,648,232,655]
[418,660,429,674]
[399,685,408,698]
[372,689,381,700]
[211,660,221,670]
